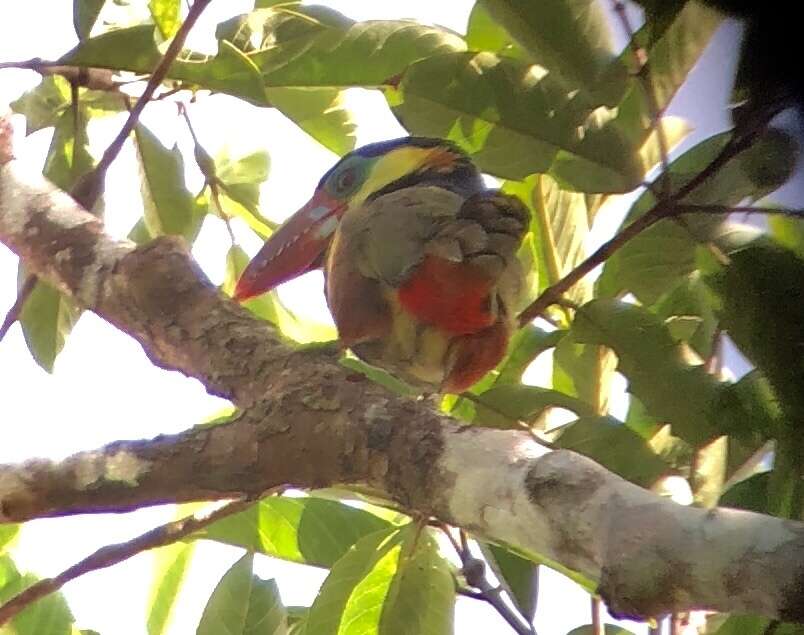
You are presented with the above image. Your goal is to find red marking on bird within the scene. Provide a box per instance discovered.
[397,255,496,335]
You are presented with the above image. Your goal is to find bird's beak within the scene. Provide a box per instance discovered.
[234,190,345,301]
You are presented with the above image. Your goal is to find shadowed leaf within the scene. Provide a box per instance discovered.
[197,554,288,635]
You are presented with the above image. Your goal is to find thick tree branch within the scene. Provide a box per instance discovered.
[1,129,804,623]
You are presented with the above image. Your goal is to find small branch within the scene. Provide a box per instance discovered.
[179,103,237,244]
[611,0,671,196]
[0,497,253,626]
[517,202,669,325]
[681,204,804,219]
[444,528,537,635]
[591,596,603,635]
[84,0,214,209]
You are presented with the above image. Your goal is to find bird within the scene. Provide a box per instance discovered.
[234,137,529,393]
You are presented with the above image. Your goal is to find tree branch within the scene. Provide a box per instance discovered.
[2,120,804,623]
[0,497,253,626]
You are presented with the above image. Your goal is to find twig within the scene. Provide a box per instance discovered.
[611,0,671,196]
[517,201,670,325]
[680,204,804,219]
[179,103,237,244]
[84,0,214,210]
[516,100,789,327]
[0,497,253,625]
[591,596,603,635]
[440,526,537,635]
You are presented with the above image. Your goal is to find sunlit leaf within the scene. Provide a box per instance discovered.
[599,130,799,304]
[199,496,391,568]
[149,0,180,39]
[0,525,19,553]
[147,539,195,635]
[0,555,74,634]
[10,76,72,134]
[571,300,731,445]
[266,87,356,157]
[213,148,275,238]
[495,325,565,385]
[471,383,594,429]
[769,215,804,260]
[391,51,643,191]
[479,0,628,105]
[224,246,336,342]
[712,614,804,635]
[221,8,466,89]
[135,123,205,243]
[197,554,288,635]
[617,2,722,144]
[556,416,669,486]
[303,524,454,635]
[18,107,92,372]
[465,3,526,58]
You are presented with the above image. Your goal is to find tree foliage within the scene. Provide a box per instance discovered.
[2,1,803,634]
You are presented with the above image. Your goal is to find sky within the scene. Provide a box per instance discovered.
[0,1,784,633]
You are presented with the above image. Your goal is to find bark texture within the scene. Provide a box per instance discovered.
[1,122,803,623]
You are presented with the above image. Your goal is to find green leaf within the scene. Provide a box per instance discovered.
[599,130,799,304]
[197,554,288,635]
[149,0,180,39]
[0,555,74,634]
[18,276,80,373]
[303,525,454,635]
[568,625,637,635]
[61,26,268,105]
[224,246,336,342]
[713,614,804,635]
[556,416,669,486]
[552,327,616,414]
[224,8,466,89]
[495,325,565,385]
[571,300,723,445]
[0,525,18,554]
[147,540,195,635]
[74,0,105,40]
[479,0,628,105]
[465,3,526,58]
[10,76,72,134]
[199,496,391,568]
[266,88,356,157]
[617,2,722,144]
[719,472,770,514]
[769,215,804,260]
[707,241,804,421]
[481,543,538,621]
[214,148,275,238]
[471,384,594,429]
[392,51,642,192]
[135,123,205,243]
[19,107,92,372]
[652,274,719,358]
[340,357,419,398]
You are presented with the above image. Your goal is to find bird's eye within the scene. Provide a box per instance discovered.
[335,168,356,194]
